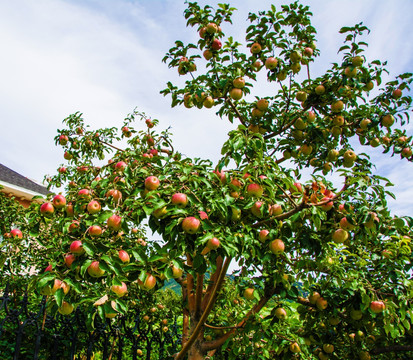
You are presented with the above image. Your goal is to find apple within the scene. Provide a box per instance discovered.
[401,147,412,158]
[63,151,73,160]
[364,81,374,91]
[315,84,325,95]
[182,217,201,234]
[87,261,105,277]
[211,39,222,51]
[88,225,102,237]
[381,114,394,128]
[269,239,285,254]
[246,183,263,197]
[107,214,122,231]
[58,167,67,174]
[381,249,392,258]
[277,70,287,80]
[171,193,188,208]
[259,230,269,242]
[350,309,363,320]
[10,229,23,239]
[106,189,122,202]
[203,49,213,60]
[199,211,209,220]
[143,273,156,290]
[291,182,303,194]
[329,316,340,326]
[86,200,101,215]
[307,110,316,122]
[231,207,241,221]
[203,96,214,108]
[65,253,76,268]
[78,189,90,198]
[250,201,263,218]
[145,176,160,190]
[323,344,334,354]
[269,204,282,216]
[68,220,79,233]
[392,88,402,99]
[233,77,245,89]
[40,202,54,217]
[44,264,53,272]
[206,22,218,34]
[275,307,287,320]
[340,217,355,231]
[289,342,301,353]
[303,47,313,56]
[300,144,312,156]
[344,66,357,77]
[309,291,320,304]
[229,88,243,101]
[59,134,68,145]
[244,288,255,300]
[172,266,183,278]
[291,62,301,73]
[370,300,385,314]
[115,161,127,172]
[250,43,262,54]
[343,150,357,163]
[296,91,307,102]
[290,51,302,63]
[332,229,349,244]
[265,57,278,70]
[58,301,74,315]
[331,100,344,113]
[316,297,328,310]
[70,240,85,255]
[352,56,364,67]
[206,237,220,251]
[111,282,128,297]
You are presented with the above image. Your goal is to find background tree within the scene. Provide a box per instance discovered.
[1,2,412,359]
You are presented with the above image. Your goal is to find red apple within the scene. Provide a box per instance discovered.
[211,39,222,51]
[269,239,285,254]
[206,237,220,250]
[65,253,76,268]
[59,134,68,145]
[269,204,283,216]
[70,240,85,255]
[316,297,328,310]
[250,42,262,54]
[340,217,355,231]
[401,147,412,158]
[331,100,344,113]
[68,220,79,233]
[107,214,122,231]
[320,197,334,211]
[115,161,127,172]
[250,201,263,217]
[10,229,23,239]
[111,282,128,297]
[88,225,102,237]
[87,261,105,277]
[259,230,269,242]
[40,202,55,217]
[52,195,66,209]
[381,114,394,128]
[106,189,122,202]
[392,89,402,99]
[87,200,101,214]
[78,189,90,198]
[247,183,263,197]
[290,182,303,194]
[145,176,160,190]
[44,264,53,272]
[182,217,201,234]
[63,151,73,160]
[118,250,130,263]
[370,301,385,314]
[265,57,278,70]
[58,167,67,174]
[171,193,188,208]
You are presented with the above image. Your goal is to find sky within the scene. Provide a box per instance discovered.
[0,0,412,215]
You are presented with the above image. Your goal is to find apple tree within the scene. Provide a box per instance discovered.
[4,1,413,359]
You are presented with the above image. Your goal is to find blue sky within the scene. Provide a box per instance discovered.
[0,0,412,214]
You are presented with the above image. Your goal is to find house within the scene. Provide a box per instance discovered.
[0,163,49,208]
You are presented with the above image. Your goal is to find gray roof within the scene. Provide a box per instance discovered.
[0,163,49,196]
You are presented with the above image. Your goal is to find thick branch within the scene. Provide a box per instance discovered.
[201,256,223,312]
[195,273,204,320]
[175,257,231,360]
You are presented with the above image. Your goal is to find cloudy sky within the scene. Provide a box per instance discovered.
[0,0,412,215]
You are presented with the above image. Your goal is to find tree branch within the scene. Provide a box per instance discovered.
[371,345,413,355]
[225,97,247,126]
[195,273,204,320]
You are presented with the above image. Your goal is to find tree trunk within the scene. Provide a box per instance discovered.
[187,339,205,360]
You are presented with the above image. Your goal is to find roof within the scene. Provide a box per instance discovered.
[0,163,49,196]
